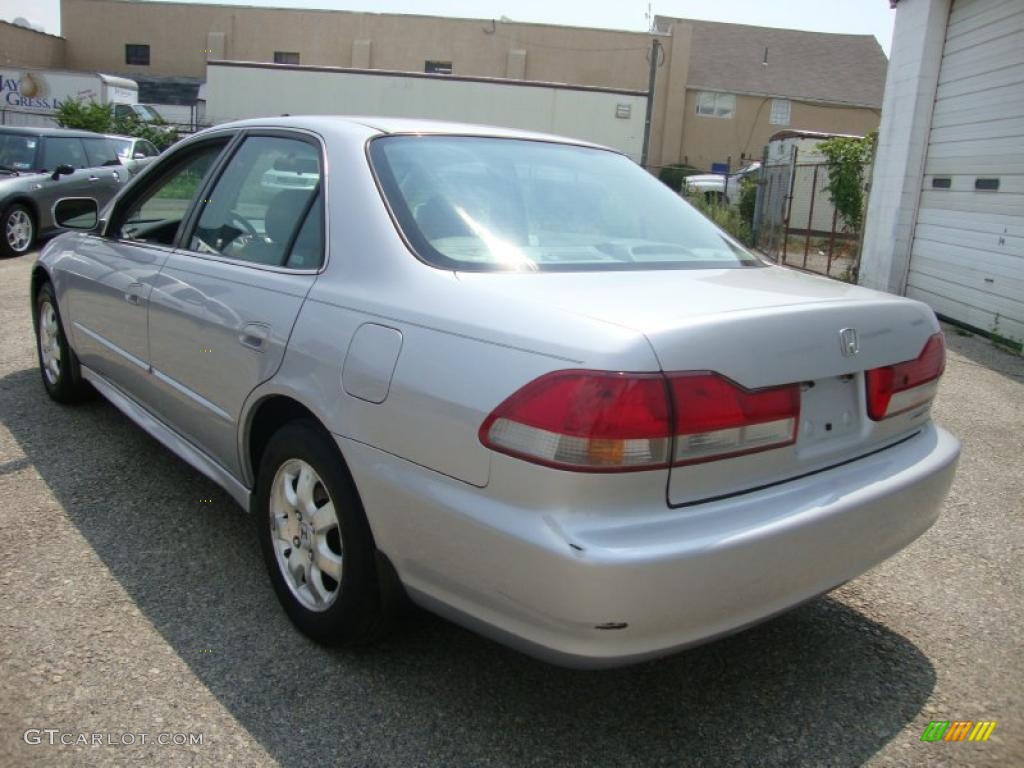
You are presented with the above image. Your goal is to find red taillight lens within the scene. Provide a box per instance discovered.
[865,333,945,420]
[480,369,800,471]
[668,373,800,465]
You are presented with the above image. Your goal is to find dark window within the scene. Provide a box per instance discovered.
[188,135,323,268]
[137,140,160,158]
[975,177,999,191]
[425,60,453,74]
[274,51,300,65]
[0,133,38,171]
[82,137,121,167]
[125,44,151,66]
[115,142,226,245]
[932,177,951,189]
[41,137,88,170]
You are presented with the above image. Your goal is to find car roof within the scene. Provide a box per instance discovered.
[208,115,610,152]
[0,126,104,139]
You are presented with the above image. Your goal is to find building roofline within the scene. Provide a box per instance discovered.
[654,14,883,45]
[0,19,66,42]
[685,84,882,111]
[208,59,649,98]
[66,0,660,39]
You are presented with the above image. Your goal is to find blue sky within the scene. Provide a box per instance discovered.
[1,0,896,55]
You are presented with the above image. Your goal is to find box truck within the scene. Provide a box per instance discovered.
[0,67,139,127]
[203,60,649,163]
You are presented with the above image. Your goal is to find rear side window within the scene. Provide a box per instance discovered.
[137,140,160,157]
[369,136,761,272]
[41,137,88,170]
[82,137,121,167]
[187,135,324,268]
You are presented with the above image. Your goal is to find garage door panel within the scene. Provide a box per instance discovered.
[914,222,1024,259]
[936,66,1024,99]
[937,33,1024,84]
[907,272,1023,326]
[925,136,1024,159]
[944,13,1024,54]
[907,286,1024,340]
[932,87,1024,127]
[948,0,1022,35]
[929,116,1024,143]
[926,154,1024,176]
[916,207,1024,237]
[919,190,1024,216]
[909,253,1024,301]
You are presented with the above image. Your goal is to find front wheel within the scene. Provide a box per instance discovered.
[2,203,35,258]
[34,282,92,403]
[254,420,394,645]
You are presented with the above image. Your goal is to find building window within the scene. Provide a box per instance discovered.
[695,91,735,119]
[125,44,150,66]
[425,60,453,74]
[769,99,791,125]
[274,51,300,65]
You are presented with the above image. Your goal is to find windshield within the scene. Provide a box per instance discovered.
[369,136,763,272]
[135,105,163,121]
[110,138,133,160]
[0,134,38,172]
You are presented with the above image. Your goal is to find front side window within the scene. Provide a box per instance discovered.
[41,137,88,170]
[137,140,160,157]
[0,133,38,171]
[769,99,791,126]
[116,143,225,245]
[370,136,761,272]
[82,137,121,167]
[110,138,133,161]
[696,91,736,119]
[188,135,323,268]
[126,44,150,65]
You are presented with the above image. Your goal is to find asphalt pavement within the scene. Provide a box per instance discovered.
[0,249,1021,767]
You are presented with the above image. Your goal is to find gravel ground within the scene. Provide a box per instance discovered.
[0,249,1020,767]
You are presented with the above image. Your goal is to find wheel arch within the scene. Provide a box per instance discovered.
[243,393,335,489]
[3,195,40,229]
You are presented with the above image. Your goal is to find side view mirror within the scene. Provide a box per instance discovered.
[133,152,147,159]
[51,164,75,181]
[53,197,99,231]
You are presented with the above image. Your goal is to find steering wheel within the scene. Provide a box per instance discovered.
[229,211,260,238]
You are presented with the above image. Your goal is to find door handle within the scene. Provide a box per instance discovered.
[124,292,141,305]
[238,322,270,351]
[88,176,101,183]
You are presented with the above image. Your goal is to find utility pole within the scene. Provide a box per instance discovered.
[640,36,660,170]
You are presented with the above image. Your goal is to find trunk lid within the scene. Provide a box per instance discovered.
[458,266,941,504]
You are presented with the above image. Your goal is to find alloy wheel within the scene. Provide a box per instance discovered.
[269,459,344,611]
[38,300,61,385]
[6,209,33,253]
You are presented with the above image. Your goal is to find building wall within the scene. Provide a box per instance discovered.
[677,91,882,170]
[0,21,67,69]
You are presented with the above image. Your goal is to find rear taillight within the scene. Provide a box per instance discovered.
[478,371,671,471]
[865,333,945,420]
[668,373,800,465]
[479,369,799,472]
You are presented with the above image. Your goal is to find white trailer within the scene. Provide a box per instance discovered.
[0,67,138,127]
[203,60,649,163]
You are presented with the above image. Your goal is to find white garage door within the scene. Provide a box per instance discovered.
[907,0,1024,344]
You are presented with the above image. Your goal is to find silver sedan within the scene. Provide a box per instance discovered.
[31,117,960,668]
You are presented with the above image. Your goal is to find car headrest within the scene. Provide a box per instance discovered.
[265,189,315,244]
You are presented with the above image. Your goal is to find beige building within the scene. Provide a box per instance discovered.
[8,0,887,172]
[0,21,67,69]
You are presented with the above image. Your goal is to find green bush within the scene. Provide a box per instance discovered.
[658,163,701,193]
[738,176,757,230]
[685,192,752,246]
[818,134,875,232]
[54,100,178,151]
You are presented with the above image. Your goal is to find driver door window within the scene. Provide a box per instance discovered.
[116,143,225,245]
[187,135,323,267]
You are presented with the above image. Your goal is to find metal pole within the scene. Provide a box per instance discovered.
[803,164,818,269]
[782,147,798,264]
[751,145,769,245]
[827,206,838,275]
[640,37,660,170]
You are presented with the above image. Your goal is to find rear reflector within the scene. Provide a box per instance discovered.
[866,333,945,420]
[668,373,800,465]
[480,369,799,472]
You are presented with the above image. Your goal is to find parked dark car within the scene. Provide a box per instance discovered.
[0,127,125,257]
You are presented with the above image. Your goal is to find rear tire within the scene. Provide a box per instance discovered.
[2,203,35,258]
[34,281,92,403]
[254,419,394,645]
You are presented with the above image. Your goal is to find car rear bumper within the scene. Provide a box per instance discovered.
[340,422,959,668]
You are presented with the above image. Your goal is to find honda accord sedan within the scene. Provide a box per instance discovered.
[31,117,960,668]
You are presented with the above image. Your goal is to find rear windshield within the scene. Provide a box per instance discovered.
[369,135,763,272]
